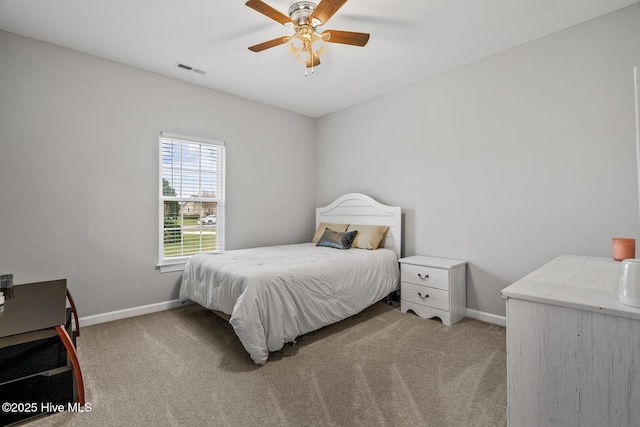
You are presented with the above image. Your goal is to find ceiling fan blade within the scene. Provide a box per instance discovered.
[248,37,289,52]
[310,0,348,25]
[322,30,370,47]
[245,0,291,26]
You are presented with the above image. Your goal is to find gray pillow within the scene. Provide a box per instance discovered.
[315,228,358,250]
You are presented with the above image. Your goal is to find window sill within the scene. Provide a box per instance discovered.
[158,252,222,273]
[157,262,187,273]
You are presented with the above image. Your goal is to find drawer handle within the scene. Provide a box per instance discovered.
[418,292,429,300]
[417,273,429,280]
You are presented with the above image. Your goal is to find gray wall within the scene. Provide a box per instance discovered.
[0,31,316,316]
[315,5,640,317]
[2,5,639,321]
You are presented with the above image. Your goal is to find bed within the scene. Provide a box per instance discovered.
[179,193,402,365]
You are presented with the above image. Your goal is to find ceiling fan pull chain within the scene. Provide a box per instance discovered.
[310,47,314,74]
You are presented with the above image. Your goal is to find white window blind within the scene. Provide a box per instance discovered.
[159,132,225,265]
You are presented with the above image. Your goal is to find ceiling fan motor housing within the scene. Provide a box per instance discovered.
[288,1,319,25]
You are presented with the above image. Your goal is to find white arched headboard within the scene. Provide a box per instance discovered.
[316,193,402,259]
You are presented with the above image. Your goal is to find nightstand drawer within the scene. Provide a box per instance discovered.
[400,264,449,290]
[401,282,450,312]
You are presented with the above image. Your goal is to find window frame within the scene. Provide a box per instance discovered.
[158,132,225,273]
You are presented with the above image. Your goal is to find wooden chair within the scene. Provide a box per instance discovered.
[56,288,84,405]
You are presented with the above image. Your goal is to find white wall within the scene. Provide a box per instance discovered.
[0,31,316,317]
[315,5,640,317]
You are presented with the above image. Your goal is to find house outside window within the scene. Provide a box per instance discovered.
[159,132,225,271]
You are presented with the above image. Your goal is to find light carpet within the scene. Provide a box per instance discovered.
[24,301,506,427]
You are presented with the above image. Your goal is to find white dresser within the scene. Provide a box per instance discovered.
[399,255,467,326]
[501,255,640,427]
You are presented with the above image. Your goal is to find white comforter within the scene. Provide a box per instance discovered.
[179,243,399,364]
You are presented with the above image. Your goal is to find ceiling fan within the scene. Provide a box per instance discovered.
[245,0,370,73]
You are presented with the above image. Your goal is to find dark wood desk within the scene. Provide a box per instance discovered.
[0,280,84,426]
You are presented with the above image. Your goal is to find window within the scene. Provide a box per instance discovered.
[159,132,225,270]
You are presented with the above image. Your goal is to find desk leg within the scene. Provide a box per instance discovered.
[55,326,85,405]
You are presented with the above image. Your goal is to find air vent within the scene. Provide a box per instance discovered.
[174,62,206,75]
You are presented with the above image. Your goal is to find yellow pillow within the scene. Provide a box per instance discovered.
[312,223,349,243]
[347,225,389,250]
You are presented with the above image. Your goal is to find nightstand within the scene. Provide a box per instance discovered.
[399,255,467,326]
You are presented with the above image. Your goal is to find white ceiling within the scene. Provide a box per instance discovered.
[0,0,638,117]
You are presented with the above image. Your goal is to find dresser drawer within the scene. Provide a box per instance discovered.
[401,264,450,290]
[401,282,450,312]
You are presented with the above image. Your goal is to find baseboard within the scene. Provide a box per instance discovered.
[78,299,190,327]
[78,300,505,329]
[466,308,506,327]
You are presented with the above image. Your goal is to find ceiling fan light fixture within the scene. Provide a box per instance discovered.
[245,0,369,75]
[288,25,327,67]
